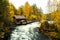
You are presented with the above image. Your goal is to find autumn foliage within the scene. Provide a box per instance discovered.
[0,0,60,40]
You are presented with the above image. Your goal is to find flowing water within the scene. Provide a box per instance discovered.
[10,22,50,40]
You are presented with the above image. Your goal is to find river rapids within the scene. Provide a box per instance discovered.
[10,22,50,40]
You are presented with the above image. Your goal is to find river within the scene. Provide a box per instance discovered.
[10,22,50,40]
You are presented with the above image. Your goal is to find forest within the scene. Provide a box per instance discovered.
[0,0,60,40]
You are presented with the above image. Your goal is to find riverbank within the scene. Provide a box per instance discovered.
[39,21,60,40]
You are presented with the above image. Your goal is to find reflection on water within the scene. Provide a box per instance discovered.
[10,22,50,40]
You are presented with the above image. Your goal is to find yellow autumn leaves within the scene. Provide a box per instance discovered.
[16,2,41,21]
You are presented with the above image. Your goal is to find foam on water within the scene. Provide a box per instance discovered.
[10,22,50,40]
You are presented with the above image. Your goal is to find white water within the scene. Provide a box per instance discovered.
[10,22,50,40]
